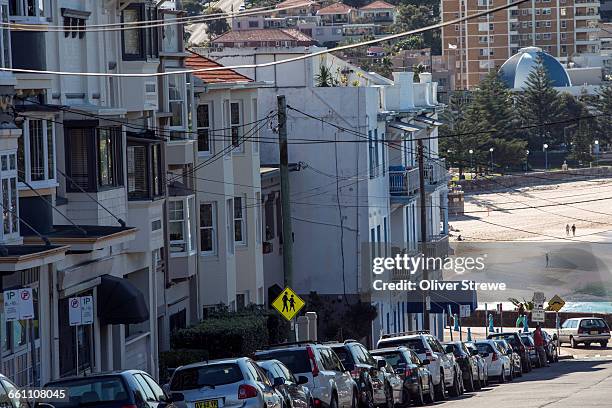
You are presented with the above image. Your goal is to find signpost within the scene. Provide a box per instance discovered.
[3,288,36,384]
[547,294,566,351]
[69,295,94,375]
[532,309,545,323]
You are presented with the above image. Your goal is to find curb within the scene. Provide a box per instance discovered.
[557,355,574,360]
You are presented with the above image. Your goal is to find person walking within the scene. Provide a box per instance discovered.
[565,224,570,236]
[571,224,576,237]
[534,324,549,367]
[516,304,525,327]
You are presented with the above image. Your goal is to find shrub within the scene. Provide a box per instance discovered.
[158,349,209,383]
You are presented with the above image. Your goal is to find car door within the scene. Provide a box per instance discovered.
[250,361,282,408]
[133,373,163,408]
[356,345,384,405]
[430,338,453,385]
[322,347,351,408]
[278,363,309,408]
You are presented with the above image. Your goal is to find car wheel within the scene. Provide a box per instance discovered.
[499,367,506,383]
[516,361,523,377]
[449,370,461,397]
[426,377,435,404]
[570,336,577,349]
[413,381,425,406]
[601,341,608,348]
[434,372,446,401]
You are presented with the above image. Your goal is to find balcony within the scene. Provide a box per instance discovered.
[421,234,450,261]
[389,166,419,202]
[11,31,46,71]
[390,248,422,282]
[424,158,449,186]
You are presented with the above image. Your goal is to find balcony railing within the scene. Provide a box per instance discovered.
[389,166,420,196]
[391,247,422,281]
[424,158,449,185]
[421,234,450,261]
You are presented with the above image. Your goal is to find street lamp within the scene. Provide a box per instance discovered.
[525,149,530,172]
[594,140,599,166]
[469,149,474,177]
[489,147,494,174]
[543,143,549,170]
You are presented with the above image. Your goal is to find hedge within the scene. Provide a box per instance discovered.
[159,349,209,383]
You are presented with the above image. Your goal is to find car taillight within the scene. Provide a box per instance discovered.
[491,352,498,362]
[350,368,361,380]
[313,399,323,407]
[307,346,320,377]
[603,327,610,333]
[238,384,258,399]
[404,368,416,377]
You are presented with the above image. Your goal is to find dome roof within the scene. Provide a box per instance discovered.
[498,47,571,89]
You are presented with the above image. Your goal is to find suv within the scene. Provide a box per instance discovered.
[443,341,479,392]
[328,340,390,408]
[487,332,531,373]
[254,342,357,408]
[376,332,458,400]
[559,317,611,348]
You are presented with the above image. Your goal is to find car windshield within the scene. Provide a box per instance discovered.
[475,343,494,354]
[378,338,427,354]
[580,319,607,329]
[331,347,351,366]
[255,350,312,374]
[520,336,535,346]
[47,376,129,407]
[171,363,244,391]
[372,352,404,368]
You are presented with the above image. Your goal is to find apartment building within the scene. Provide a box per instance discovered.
[441,0,602,89]
[0,0,204,385]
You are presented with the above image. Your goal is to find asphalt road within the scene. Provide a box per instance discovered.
[443,358,612,407]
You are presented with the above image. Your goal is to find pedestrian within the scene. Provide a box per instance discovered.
[545,252,549,267]
[516,304,525,327]
[571,224,576,237]
[565,224,570,236]
[534,323,550,367]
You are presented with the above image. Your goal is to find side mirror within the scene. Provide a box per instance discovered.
[377,359,387,369]
[421,359,430,366]
[273,377,285,387]
[297,376,309,385]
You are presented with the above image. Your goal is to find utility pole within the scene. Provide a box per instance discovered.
[417,138,429,331]
[278,95,293,288]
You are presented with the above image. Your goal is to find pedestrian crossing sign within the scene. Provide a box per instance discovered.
[272,287,305,321]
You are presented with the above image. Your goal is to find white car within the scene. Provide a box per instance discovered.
[377,331,460,400]
[474,340,512,383]
[255,343,357,408]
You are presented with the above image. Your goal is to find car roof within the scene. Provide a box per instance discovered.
[370,346,410,353]
[46,370,147,384]
[379,334,428,341]
[177,357,249,371]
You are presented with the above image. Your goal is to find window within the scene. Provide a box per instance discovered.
[542,8,551,15]
[197,103,212,154]
[545,21,551,28]
[17,118,55,185]
[169,197,195,254]
[543,33,551,40]
[127,140,164,200]
[234,195,246,245]
[561,33,567,40]
[65,126,122,192]
[561,20,567,29]
[0,152,18,239]
[264,195,275,241]
[121,3,158,60]
[229,101,243,150]
[226,199,234,254]
[560,7,566,16]
[9,0,51,17]
[0,4,10,69]
[200,202,217,255]
[168,73,186,129]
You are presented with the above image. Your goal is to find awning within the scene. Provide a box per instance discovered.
[405,281,477,314]
[389,121,424,132]
[96,275,149,325]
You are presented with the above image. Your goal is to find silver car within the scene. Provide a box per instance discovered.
[559,317,611,348]
[167,357,283,408]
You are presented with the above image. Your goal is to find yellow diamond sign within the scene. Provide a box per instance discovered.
[272,287,305,321]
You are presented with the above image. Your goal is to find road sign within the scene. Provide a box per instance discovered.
[547,294,565,312]
[3,289,34,321]
[272,287,305,321]
[69,295,94,326]
[532,308,545,323]
[533,291,545,305]
[460,304,471,318]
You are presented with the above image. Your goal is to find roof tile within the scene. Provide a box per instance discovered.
[185,51,253,84]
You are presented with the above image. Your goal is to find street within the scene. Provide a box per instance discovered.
[445,358,612,407]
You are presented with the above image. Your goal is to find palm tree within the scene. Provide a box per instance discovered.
[315,64,337,87]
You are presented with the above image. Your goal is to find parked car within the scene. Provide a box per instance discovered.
[0,373,28,408]
[328,340,391,408]
[443,341,479,392]
[376,331,459,400]
[559,317,611,348]
[254,343,357,408]
[531,330,559,362]
[474,340,512,383]
[371,346,436,406]
[167,358,282,408]
[492,339,522,378]
[257,359,313,408]
[46,370,181,408]
[487,332,531,373]
[464,342,488,387]
[518,333,541,368]
[372,356,404,407]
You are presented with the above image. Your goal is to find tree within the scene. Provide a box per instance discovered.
[412,63,426,82]
[182,0,204,16]
[204,7,230,38]
[593,83,612,145]
[466,72,526,169]
[315,63,338,87]
[569,119,594,164]
[516,55,563,150]
[393,5,441,54]
[393,35,424,51]
[439,92,487,178]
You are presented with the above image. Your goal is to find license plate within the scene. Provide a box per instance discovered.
[195,400,219,408]
[591,330,599,335]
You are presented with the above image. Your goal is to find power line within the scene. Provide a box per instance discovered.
[0,0,531,77]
